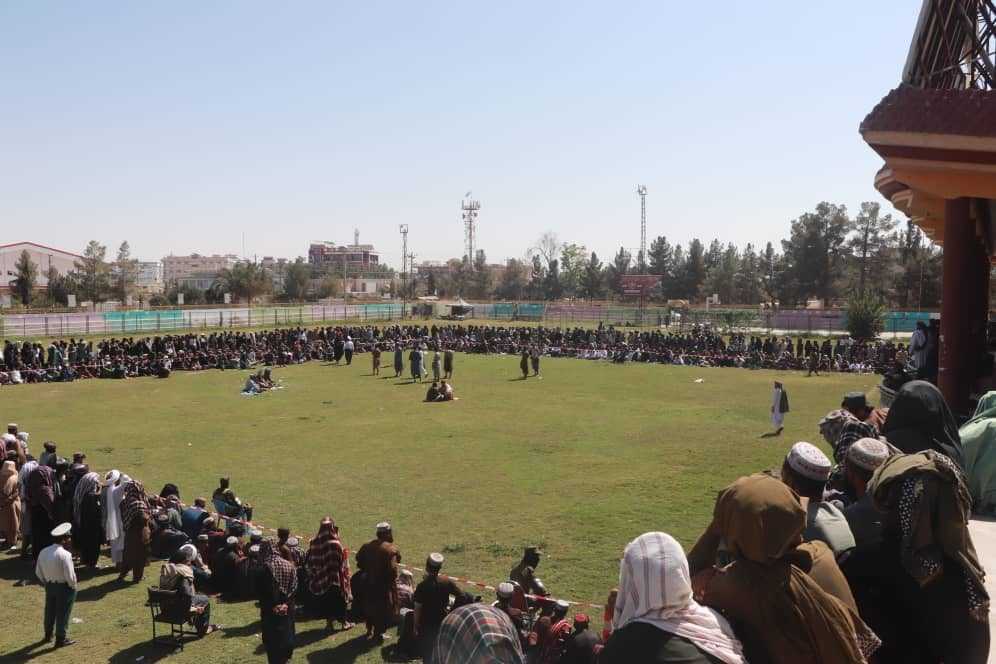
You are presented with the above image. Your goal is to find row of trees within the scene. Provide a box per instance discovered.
[413,201,943,308]
[10,241,141,307]
[6,201,945,309]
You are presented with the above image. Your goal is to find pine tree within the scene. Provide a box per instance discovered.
[580,252,604,300]
[11,250,38,306]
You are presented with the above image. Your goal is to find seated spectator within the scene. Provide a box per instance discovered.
[179,542,212,591]
[842,438,890,550]
[425,382,440,402]
[492,582,526,641]
[397,568,415,611]
[841,391,888,431]
[600,532,744,664]
[181,498,210,540]
[211,535,242,597]
[535,599,571,664]
[439,380,454,401]
[867,449,989,663]
[881,380,964,469]
[431,604,526,664]
[510,547,548,600]
[214,484,252,524]
[39,442,57,468]
[688,474,879,663]
[838,437,902,662]
[242,375,260,395]
[561,613,599,664]
[781,442,855,560]
[151,511,188,560]
[158,548,217,636]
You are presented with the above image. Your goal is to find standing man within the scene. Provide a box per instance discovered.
[355,522,401,642]
[27,462,57,562]
[530,344,541,377]
[35,522,78,647]
[519,349,530,379]
[910,320,929,377]
[371,344,381,376]
[443,346,454,380]
[413,552,465,658]
[770,380,788,436]
[343,337,354,366]
[410,346,423,383]
[431,351,441,382]
[806,351,820,377]
[393,344,404,378]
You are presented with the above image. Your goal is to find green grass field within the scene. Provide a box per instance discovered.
[0,354,876,662]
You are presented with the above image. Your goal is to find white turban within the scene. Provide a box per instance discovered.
[615,532,746,664]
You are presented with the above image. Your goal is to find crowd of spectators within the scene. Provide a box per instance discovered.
[1,322,910,387]
[2,377,987,662]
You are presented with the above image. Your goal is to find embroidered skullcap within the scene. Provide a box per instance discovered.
[847,437,890,472]
[786,441,832,481]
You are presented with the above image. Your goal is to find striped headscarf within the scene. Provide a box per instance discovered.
[260,539,298,598]
[72,471,101,524]
[431,604,525,664]
[614,532,745,664]
[306,518,351,600]
[120,479,150,530]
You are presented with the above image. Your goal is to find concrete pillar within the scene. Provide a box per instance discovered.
[974,235,992,382]
[939,198,975,413]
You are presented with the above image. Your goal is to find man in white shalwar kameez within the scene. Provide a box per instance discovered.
[770,381,789,435]
[102,470,126,566]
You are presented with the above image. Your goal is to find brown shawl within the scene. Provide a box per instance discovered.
[868,450,989,622]
[698,474,879,664]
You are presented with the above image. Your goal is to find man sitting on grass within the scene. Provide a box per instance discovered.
[424,381,455,402]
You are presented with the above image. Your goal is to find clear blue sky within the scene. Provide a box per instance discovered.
[1,1,919,268]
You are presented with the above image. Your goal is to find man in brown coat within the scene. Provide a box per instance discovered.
[355,522,401,641]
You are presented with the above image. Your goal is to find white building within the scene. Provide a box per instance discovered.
[345,275,393,296]
[135,260,164,294]
[162,253,239,286]
[0,241,82,295]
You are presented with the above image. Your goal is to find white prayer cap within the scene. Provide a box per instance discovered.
[786,442,832,482]
[103,469,120,485]
[1,434,14,444]
[249,544,260,554]
[6,423,16,430]
[226,536,238,546]
[847,438,890,472]
[287,537,299,547]
[427,552,444,570]
[51,522,72,538]
[497,582,515,599]
[179,544,197,561]
[376,521,391,533]
[17,432,28,441]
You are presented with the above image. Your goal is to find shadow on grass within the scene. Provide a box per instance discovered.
[305,633,382,663]
[107,634,202,664]
[219,618,261,638]
[0,554,32,582]
[76,576,130,603]
[4,637,53,661]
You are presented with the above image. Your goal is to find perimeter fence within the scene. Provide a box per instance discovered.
[0,302,935,340]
